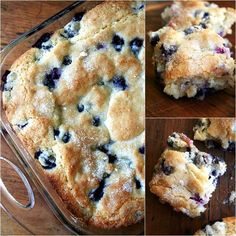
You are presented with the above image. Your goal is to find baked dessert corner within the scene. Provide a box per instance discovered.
[149,132,226,217]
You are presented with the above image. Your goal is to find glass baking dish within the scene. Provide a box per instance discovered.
[0,1,144,234]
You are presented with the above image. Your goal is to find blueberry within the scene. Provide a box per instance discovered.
[151,35,160,46]
[92,116,100,127]
[108,154,117,163]
[89,179,105,201]
[132,3,144,12]
[35,150,42,159]
[34,150,56,169]
[96,44,105,50]
[167,139,174,147]
[190,193,204,204]
[184,27,194,35]
[135,178,141,189]
[160,44,178,59]
[211,170,217,176]
[17,122,28,129]
[215,47,226,54]
[54,129,60,138]
[195,87,216,100]
[205,140,221,149]
[112,75,128,90]
[112,34,124,52]
[32,33,52,49]
[202,12,210,19]
[161,159,173,175]
[212,155,223,164]
[199,22,207,29]
[97,144,109,154]
[64,29,75,38]
[43,68,61,91]
[73,12,85,21]
[62,55,72,65]
[77,104,84,113]
[138,146,145,154]
[1,70,11,91]
[227,142,235,152]
[129,38,143,56]
[62,132,71,143]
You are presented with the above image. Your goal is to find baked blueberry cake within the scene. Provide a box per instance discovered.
[194,217,236,235]
[2,1,145,228]
[194,118,236,151]
[150,26,235,99]
[161,0,236,37]
[149,132,226,217]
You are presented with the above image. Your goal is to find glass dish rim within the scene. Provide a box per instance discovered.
[0,1,144,234]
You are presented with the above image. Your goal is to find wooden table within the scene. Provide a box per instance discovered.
[1,2,73,234]
[146,1,235,117]
[146,119,235,235]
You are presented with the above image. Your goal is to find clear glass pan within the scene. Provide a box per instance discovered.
[0,1,144,234]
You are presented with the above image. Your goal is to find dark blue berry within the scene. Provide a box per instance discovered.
[160,44,178,59]
[73,12,85,21]
[77,104,84,113]
[62,132,71,143]
[211,170,217,176]
[64,29,75,38]
[112,75,128,90]
[184,27,194,35]
[34,150,56,169]
[32,33,52,49]
[190,193,204,204]
[62,55,72,65]
[161,159,173,175]
[54,129,60,138]
[138,146,145,154]
[112,34,124,52]
[227,142,235,152]
[199,22,207,29]
[17,122,28,129]
[43,68,61,91]
[1,70,11,91]
[135,178,141,189]
[108,154,117,163]
[195,87,216,100]
[129,38,143,56]
[89,179,105,201]
[167,140,174,147]
[202,12,210,19]
[212,155,223,164]
[96,44,105,50]
[92,116,100,127]
[151,35,160,46]
[34,150,42,159]
[97,144,109,154]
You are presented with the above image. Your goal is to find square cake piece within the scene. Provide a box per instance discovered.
[149,27,235,99]
[194,217,236,236]
[194,118,236,151]
[149,132,226,217]
[161,0,236,37]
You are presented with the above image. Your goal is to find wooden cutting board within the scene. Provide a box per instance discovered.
[1,2,72,235]
[146,1,235,118]
[146,119,235,235]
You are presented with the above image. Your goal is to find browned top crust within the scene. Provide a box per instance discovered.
[2,1,145,229]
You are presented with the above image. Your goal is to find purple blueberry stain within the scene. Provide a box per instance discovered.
[92,116,100,127]
[62,55,72,65]
[190,193,204,204]
[96,43,105,50]
[43,68,61,91]
[161,159,173,175]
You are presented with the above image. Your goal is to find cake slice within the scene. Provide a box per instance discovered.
[149,27,235,99]
[194,118,236,151]
[194,217,236,235]
[149,132,226,217]
[161,0,236,37]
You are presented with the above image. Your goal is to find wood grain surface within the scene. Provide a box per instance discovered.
[146,119,235,235]
[1,1,72,235]
[146,1,236,118]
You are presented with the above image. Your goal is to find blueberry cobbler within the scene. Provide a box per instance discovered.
[149,132,226,217]
[194,118,236,151]
[161,0,236,37]
[149,0,236,99]
[2,2,145,228]
[194,217,236,236]
[150,26,235,99]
